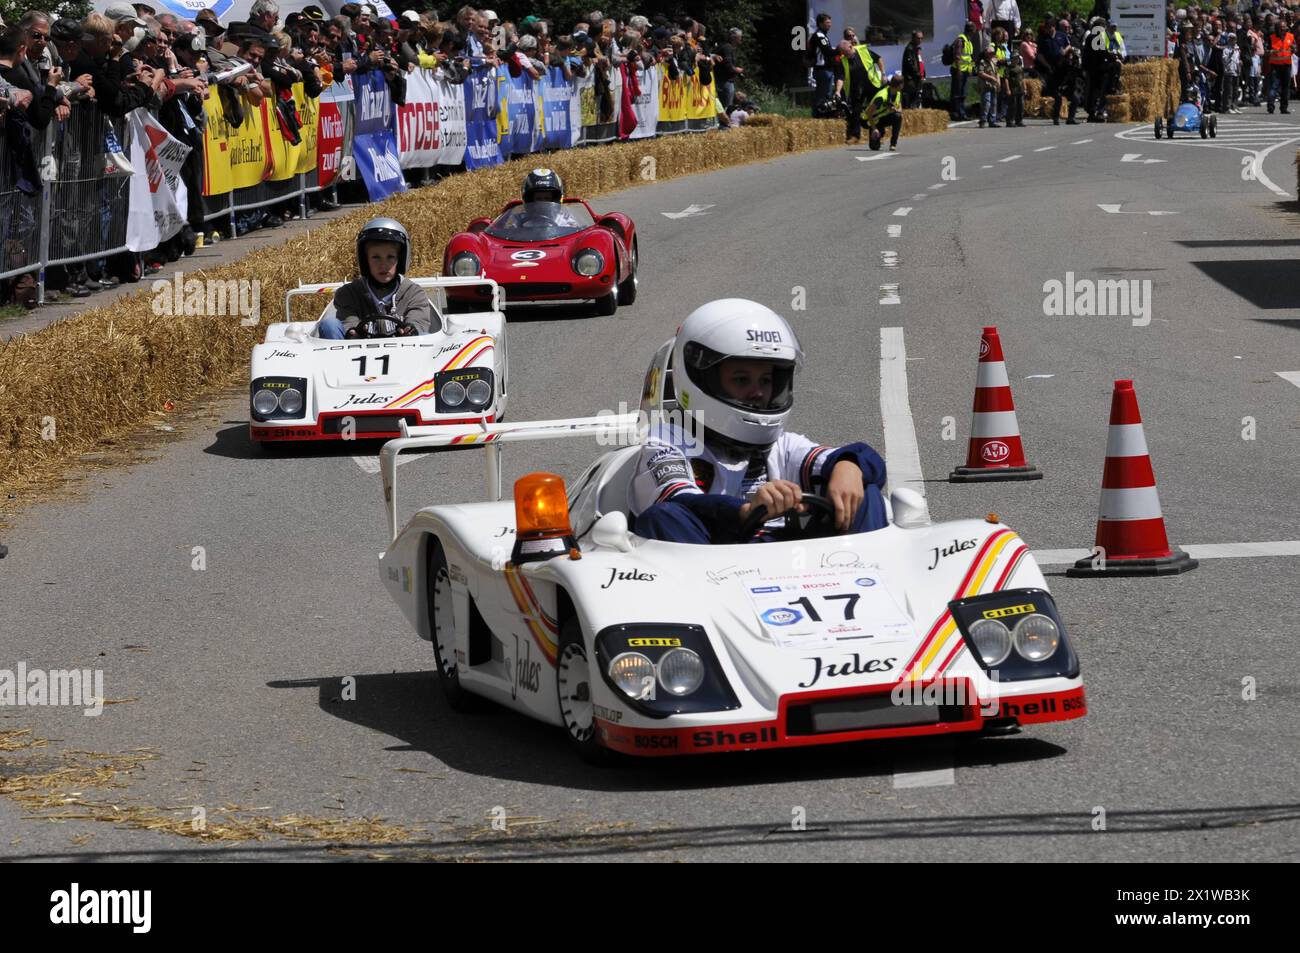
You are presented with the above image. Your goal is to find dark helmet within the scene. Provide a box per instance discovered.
[522,167,564,203]
[356,217,410,278]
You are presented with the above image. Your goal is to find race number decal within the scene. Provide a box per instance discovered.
[510,250,546,261]
[745,570,915,650]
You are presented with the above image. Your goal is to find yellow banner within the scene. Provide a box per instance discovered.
[229,100,272,189]
[658,63,686,122]
[295,83,320,175]
[266,84,305,181]
[687,73,716,121]
[201,88,234,197]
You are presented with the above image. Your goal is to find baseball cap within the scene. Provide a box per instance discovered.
[483,10,498,22]
[104,2,139,21]
[51,18,82,43]
[301,5,326,21]
[400,10,420,23]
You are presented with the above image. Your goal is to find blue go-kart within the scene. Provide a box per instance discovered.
[1155,88,1217,139]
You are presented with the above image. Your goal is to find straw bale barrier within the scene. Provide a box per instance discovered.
[0,115,950,503]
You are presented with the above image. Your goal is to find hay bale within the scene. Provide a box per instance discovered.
[901,109,950,136]
[1127,92,1152,122]
[1105,93,1131,123]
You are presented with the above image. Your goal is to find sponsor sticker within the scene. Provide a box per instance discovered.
[981,440,1011,463]
[628,637,681,647]
[982,602,1037,620]
[510,249,546,261]
[855,577,877,587]
[762,608,803,626]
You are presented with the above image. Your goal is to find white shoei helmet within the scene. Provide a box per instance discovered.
[670,299,803,450]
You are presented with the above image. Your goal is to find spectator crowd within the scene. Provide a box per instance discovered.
[807,1,1300,133]
[1,3,753,311]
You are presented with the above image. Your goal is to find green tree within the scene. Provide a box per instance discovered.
[0,0,91,29]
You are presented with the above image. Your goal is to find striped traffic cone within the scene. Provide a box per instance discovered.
[950,326,1042,482]
[1067,380,1196,577]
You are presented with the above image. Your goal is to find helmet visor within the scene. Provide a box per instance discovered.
[682,342,795,415]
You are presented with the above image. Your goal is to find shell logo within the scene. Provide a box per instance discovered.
[981,440,1011,463]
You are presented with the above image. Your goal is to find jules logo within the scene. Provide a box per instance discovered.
[980,440,1011,463]
[762,607,802,626]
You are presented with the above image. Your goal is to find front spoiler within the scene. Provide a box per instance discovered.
[595,682,1087,757]
[251,410,495,442]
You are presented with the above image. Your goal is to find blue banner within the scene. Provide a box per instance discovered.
[541,67,577,150]
[351,71,407,201]
[463,67,504,170]
[506,71,539,157]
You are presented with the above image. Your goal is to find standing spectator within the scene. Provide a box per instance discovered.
[1081,17,1109,120]
[950,20,975,119]
[1051,45,1082,123]
[1220,28,1241,111]
[991,0,1022,41]
[969,0,987,48]
[1264,18,1293,112]
[901,30,925,107]
[1006,49,1026,125]
[1018,27,1037,78]
[810,13,835,110]
[714,28,742,111]
[1243,14,1264,105]
[976,46,999,125]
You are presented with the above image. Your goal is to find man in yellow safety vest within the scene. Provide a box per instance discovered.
[834,36,884,142]
[864,73,904,151]
[950,21,976,120]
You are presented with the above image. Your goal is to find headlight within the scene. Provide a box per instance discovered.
[968,618,1012,667]
[252,389,279,417]
[1013,613,1060,661]
[609,652,656,699]
[451,252,481,277]
[466,378,492,407]
[278,388,303,415]
[440,379,466,407]
[657,648,704,696]
[573,249,603,277]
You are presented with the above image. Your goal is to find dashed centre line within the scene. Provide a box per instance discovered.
[893,207,912,216]
[999,155,1022,162]
[887,224,902,237]
[1034,146,1056,152]
[881,250,899,268]
[928,183,946,189]
[879,283,901,304]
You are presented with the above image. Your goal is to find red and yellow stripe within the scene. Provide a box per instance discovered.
[385,336,496,410]
[900,529,1023,682]
[503,563,559,665]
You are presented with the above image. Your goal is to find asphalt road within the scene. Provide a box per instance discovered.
[3,111,1300,862]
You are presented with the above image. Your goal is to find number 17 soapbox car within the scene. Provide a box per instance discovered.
[375,414,1087,761]
[249,276,508,445]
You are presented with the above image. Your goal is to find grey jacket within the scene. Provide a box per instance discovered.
[332,276,439,334]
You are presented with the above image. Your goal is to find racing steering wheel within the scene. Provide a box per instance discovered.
[350,315,419,339]
[736,492,839,542]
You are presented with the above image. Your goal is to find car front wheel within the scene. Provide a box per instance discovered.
[427,537,485,712]
[556,617,619,765]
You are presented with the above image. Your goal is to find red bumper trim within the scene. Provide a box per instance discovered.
[251,411,494,441]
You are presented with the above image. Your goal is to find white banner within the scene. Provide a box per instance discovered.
[125,107,190,252]
[1112,0,1168,59]
[629,62,659,139]
[397,69,439,169]
[434,73,468,166]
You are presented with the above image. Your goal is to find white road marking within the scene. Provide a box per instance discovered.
[1034,146,1057,152]
[881,250,900,267]
[879,283,901,304]
[879,327,929,520]
[893,765,956,788]
[1025,374,1055,379]
[1072,138,1094,144]
[856,153,896,162]
[999,154,1023,162]
[1121,152,1166,164]
[1033,540,1300,565]
[887,224,902,237]
[1277,371,1300,388]
[1117,122,1300,196]
[353,452,424,475]
[893,207,912,216]
[928,182,946,189]
[661,204,715,219]
[1097,203,1179,215]
[912,193,928,200]
[982,164,993,168]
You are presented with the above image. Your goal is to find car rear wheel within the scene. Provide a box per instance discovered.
[1208,114,1217,138]
[557,617,619,765]
[428,537,485,713]
[594,287,618,317]
[1153,117,1164,139]
[616,267,638,307]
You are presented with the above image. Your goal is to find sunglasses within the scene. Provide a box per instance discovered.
[31,30,49,41]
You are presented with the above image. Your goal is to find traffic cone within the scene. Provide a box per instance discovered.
[1067,380,1196,577]
[949,326,1042,482]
